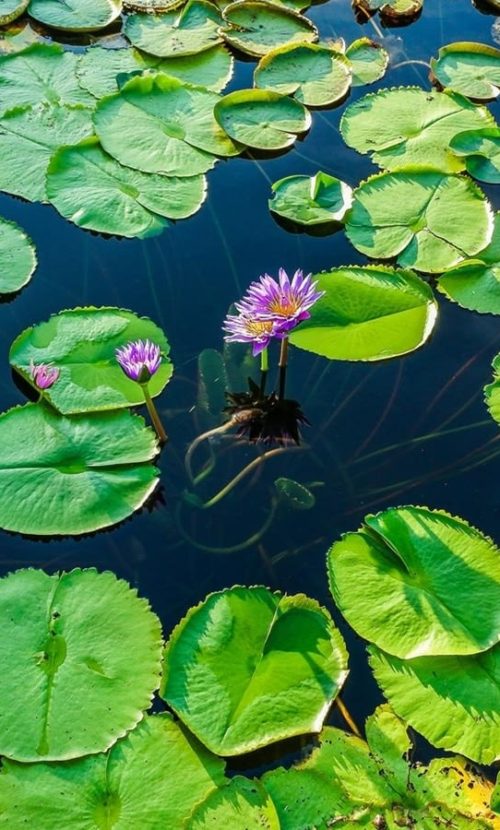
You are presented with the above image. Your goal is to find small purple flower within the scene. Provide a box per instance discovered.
[116,339,162,384]
[223,313,279,356]
[237,268,324,330]
[30,361,59,390]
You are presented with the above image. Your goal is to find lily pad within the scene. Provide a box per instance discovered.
[94,74,241,177]
[0,0,28,23]
[437,210,500,315]
[0,404,160,536]
[275,477,315,509]
[221,1,318,59]
[345,169,494,273]
[340,87,494,173]
[450,127,500,183]
[485,352,500,426]
[353,0,423,19]
[47,138,206,239]
[369,643,500,765]
[0,567,162,760]
[124,0,184,8]
[431,42,500,100]
[161,586,349,756]
[254,43,351,107]
[289,265,437,361]
[10,306,172,414]
[328,506,500,659]
[124,1,223,58]
[269,172,352,225]
[28,0,122,31]
[0,217,37,294]
[0,713,227,828]
[345,37,389,87]
[188,777,280,829]
[214,89,310,150]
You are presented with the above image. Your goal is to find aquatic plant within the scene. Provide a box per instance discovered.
[0,216,36,295]
[116,338,168,442]
[29,360,59,389]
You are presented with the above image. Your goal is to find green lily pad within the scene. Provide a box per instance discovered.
[289,266,437,361]
[437,211,500,315]
[124,0,223,58]
[94,74,241,177]
[353,0,422,19]
[450,127,500,184]
[28,0,122,31]
[0,713,226,828]
[369,643,500,765]
[10,306,172,415]
[214,89,310,150]
[431,42,500,100]
[269,172,353,225]
[0,404,160,536]
[188,777,280,829]
[0,217,37,294]
[0,567,162,760]
[275,477,315,509]
[221,1,318,59]
[47,138,206,239]
[345,169,494,273]
[0,103,94,203]
[345,37,389,87]
[77,45,233,98]
[0,0,28,23]
[161,586,348,756]
[328,506,500,659]
[124,0,184,9]
[254,43,351,107]
[340,87,494,173]
[485,353,500,426]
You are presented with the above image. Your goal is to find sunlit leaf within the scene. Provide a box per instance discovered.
[28,0,122,31]
[0,0,29,24]
[221,1,318,58]
[0,217,36,294]
[214,88,310,150]
[345,37,389,87]
[254,43,351,106]
[353,0,422,19]
[450,127,500,184]
[431,41,500,100]
[124,0,223,58]
[188,777,280,829]
[269,172,352,225]
[485,352,500,426]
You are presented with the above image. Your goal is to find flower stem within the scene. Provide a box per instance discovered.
[260,348,269,397]
[336,696,362,737]
[141,384,168,445]
[278,337,289,401]
[185,419,236,484]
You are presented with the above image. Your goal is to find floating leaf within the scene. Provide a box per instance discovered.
[94,74,241,177]
[124,1,223,58]
[431,42,500,100]
[329,506,500,659]
[10,306,172,414]
[353,0,422,19]
[450,127,500,184]
[124,0,184,8]
[485,352,500,426]
[340,87,494,173]
[275,477,315,509]
[0,0,29,23]
[188,777,280,829]
[0,567,162,760]
[0,404,160,536]
[28,0,122,31]
[0,19,42,54]
[221,1,318,59]
[345,169,494,273]
[269,172,352,226]
[0,217,36,294]
[161,586,348,755]
[345,37,389,87]
[289,265,437,361]
[369,643,500,764]
[437,210,500,315]
[0,713,226,828]
[214,89,310,150]
[254,43,351,107]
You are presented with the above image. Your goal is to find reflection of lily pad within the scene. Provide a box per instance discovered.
[345,169,494,273]
[431,42,500,100]
[340,87,494,173]
[450,127,500,184]
[161,586,348,756]
[289,265,437,360]
[10,307,173,414]
[345,37,389,87]
[0,0,29,24]
[28,0,122,31]
[269,172,352,225]
[221,1,317,58]
[214,89,310,150]
[124,0,222,58]
[485,353,500,426]
[254,43,351,106]
[47,138,206,239]
[353,0,422,19]
[0,217,37,294]
[328,505,500,658]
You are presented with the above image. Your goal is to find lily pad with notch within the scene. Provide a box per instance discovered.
[450,126,500,184]
[0,217,37,295]
[28,0,122,32]
[214,88,310,150]
[124,0,223,59]
[345,37,389,87]
[353,0,423,20]
[254,43,351,107]
[221,1,318,59]
[431,41,500,100]
[269,172,353,226]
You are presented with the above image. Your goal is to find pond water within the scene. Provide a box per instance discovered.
[0,0,499,769]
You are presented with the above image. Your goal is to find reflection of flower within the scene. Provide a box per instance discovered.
[30,361,59,390]
[223,315,277,356]
[237,268,324,329]
[116,339,162,384]
[225,379,308,445]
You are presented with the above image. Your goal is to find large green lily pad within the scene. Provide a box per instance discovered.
[353,0,423,19]
[161,586,348,756]
[47,138,206,239]
[269,172,353,225]
[431,42,500,100]
[214,88,310,150]
[345,37,389,87]
[0,568,162,760]
[188,777,280,829]
[10,306,172,414]
[94,74,240,177]
[328,506,500,659]
[254,43,351,107]
[289,265,437,360]
[345,169,494,273]
[0,0,29,24]
[124,0,223,58]
[0,404,160,536]
[340,87,494,173]
[221,1,318,59]
[0,713,226,828]
[450,127,500,184]
[485,353,500,426]
[28,0,122,31]
[0,217,37,294]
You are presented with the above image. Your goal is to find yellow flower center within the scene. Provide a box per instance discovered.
[246,320,274,336]
[268,298,299,317]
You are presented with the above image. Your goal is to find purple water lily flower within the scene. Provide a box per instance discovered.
[237,268,324,330]
[30,361,59,390]
[223,314,279,356]
[116,339,162,384]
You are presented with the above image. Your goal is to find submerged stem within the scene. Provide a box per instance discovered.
[184,419,236,484]
[200,447,289,509]
[141,384,168,445]
[278,337,289,401]
[336,696,362,738]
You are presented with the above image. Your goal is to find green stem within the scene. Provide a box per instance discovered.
[184,419,236,484]
[141,384,168,445]
[260,348,269,398]
[174,497,279,554]
[200,447,288,509]
[278,337,289,401]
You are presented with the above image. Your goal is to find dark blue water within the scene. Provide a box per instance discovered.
[0,0,499,749]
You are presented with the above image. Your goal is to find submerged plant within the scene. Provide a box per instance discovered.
[116,338,168,444]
